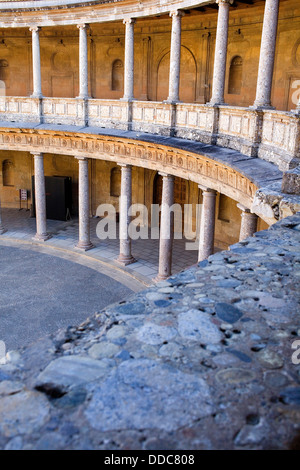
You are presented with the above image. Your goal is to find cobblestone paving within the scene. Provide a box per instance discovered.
[0,209,199,283]
[0,214,299,450]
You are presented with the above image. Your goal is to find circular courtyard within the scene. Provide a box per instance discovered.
[0,245,132,350]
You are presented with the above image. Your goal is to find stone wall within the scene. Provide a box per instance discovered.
[0,212,299,450]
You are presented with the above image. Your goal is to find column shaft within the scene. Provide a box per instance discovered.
[117,164,136,265]
[77,24,89,99]
[198,187,217,262]
[0,196,6,235]
[238,204,258,241]
[167,11,184,103]
[253,0,280,108]
[156,174,175,281]
[210,0,232,105]
[76,158,93,251]
[33,153,51,241]
[123,19,135,100]
[30,27,43,98]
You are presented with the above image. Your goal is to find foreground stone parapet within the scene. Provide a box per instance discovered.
[282,167,300,195]
[0,214,299,450]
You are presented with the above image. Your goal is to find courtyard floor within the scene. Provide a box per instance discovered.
[0,209,199,285]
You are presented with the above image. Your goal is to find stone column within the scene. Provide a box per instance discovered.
[117,164,136,265]
[33,153,51,241]
[77,23,89,99]
[76,157,94,251]
[253,0,280,108]
[237,204,258,241]
[0,196,6,235]
[30,26,43,98]
[209,0,233,106]
[156,173,175,281]
[167,10,184,103]
[123,18,136,100]
[198,186,217,262]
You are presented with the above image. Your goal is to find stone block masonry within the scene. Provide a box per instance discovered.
[0,213,299,449]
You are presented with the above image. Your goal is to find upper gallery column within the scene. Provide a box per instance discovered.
[117,164,136,265]
[123,18,136,100]
[30,26,43,98]
[209,0,233,106]
[77,23,89,99]
[198,185,217,262]
[32,153,51,241]
[167,10,184,103]
[253,0,280,108]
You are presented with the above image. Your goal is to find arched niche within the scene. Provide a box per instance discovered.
[110,166,121,197]
[156,47,197,102]
[2,159,14,187]
[111,59,124,93]
[228,56,243,95]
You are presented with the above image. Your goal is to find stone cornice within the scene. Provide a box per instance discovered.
[0,124,265,208]
[0,0,214,28]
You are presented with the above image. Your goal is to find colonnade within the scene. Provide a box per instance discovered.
[27,0,280,109]
[0,152,259,281]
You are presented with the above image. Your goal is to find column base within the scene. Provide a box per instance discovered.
[33,233,52,242]
[75,241,94,251]
[116,254,137,266]
[250,103,275,111]
[0,227,6,235]
[154,272,171,283]
[30,93,43,99]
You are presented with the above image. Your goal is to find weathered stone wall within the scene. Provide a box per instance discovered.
[0,212,299,450]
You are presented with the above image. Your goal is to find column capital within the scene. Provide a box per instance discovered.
[169,10,185,18]
[31,152,43,158]
[77,23,89,30]
[158,172,174,180]
[216,0,234,5]
[123,18,136,25]
[237,203,251,213]
[118,162,132,169]
[75,156,88,161]
[198,184,217,194]
[29,26,41,33]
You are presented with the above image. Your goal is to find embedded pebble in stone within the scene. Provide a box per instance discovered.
[217,279,242,288]
[215,303,243,324]
[0,391,50,438]
[216,368,256,384]
[106,325,127,341]
[88,342,120,359]
[256,349,284,369]
[158,287,175,294]
[114,302,146,316]
[154,300,171,308]
[279,387,300,405]
[178,310,223,344]
[234,421,270,447]
[264,372,289,388]
[84,359,212,432]
[159,342,184,358]
[226,349,252,363]
[136,323,177,345]
[36,356,111,389]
